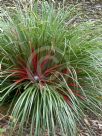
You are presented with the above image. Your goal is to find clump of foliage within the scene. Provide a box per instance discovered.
[0,1,102,136]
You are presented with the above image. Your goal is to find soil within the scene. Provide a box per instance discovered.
[0,112,102,136]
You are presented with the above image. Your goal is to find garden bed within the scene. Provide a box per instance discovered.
[0,1,102,136]
[0,113,102,136]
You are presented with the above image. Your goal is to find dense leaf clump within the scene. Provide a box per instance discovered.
[0,1,102,136]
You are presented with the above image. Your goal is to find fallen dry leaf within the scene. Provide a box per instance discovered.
[84,118,90,126]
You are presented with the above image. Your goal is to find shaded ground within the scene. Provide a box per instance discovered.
[0,0,102,136]
[0,113,102,136]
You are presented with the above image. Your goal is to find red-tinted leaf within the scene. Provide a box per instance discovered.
[68,83,78,87]
[10,67,34,82]
[62,69,70,74]
[10,69,28,78]
[14,77,28,84]
[32,48,34,53]
[41,55,50,70]
[71,90,80,93]
[32,48,38,74]
[63,94,72,107]
[75,93,85,100]
[10,69,27,74]
[44,64,62,76]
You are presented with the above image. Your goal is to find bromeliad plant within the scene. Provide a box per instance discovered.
[0,1,102,136]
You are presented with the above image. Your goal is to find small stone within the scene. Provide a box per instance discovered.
[34,75,39,81]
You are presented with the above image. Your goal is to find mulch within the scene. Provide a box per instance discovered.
[0,112,102,136]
